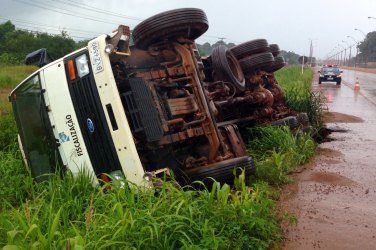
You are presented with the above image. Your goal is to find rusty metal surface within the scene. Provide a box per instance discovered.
[109,18,298,179]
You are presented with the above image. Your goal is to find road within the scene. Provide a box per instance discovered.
[342,68,376,106]
[280,68,376,249]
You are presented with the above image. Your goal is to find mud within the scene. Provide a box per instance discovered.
[322,112,364,123]
[280,77,376,249]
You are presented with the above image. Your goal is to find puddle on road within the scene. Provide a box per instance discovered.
[313,111,362,143]
[309,172,355,186]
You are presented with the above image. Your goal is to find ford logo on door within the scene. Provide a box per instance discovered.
[87,118,95,133]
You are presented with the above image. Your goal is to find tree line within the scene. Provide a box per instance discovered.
[196,40,301,65]
[0,20,301,65]
[357,31,376,64]
[0,21,88,64]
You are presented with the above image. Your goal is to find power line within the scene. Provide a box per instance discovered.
[8,1,240,46]
[17,28,91,40]
[0,17,100,36]
[52,0,143,21]
[14,0,128,26]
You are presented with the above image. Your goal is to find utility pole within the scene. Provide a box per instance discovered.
[337,44,345,66]
[309,39,313,66]
[355,28,367,67]
[342,40,351,67]
[347,35,358,67]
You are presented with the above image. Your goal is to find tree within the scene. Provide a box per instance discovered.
[0,21,78,64]
[358,31,376,62]
[280,50,300,65]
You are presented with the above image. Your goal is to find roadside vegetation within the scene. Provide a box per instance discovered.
[0,65,318,249]
[275,67,323,129]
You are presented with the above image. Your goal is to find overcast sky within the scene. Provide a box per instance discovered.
[2,0,376,59]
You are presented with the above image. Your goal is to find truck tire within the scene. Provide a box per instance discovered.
[270,116,299,129]
[267,55,285,72]
[132,8,209,50]
[272,55,285,71]
[211,45,246,92]
[230,39,269,59]
[239,52,274,74]
[183,156,255,186]
[269,44,280,56]
[296,112,310,126]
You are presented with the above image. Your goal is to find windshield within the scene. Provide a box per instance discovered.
[321,67,340,73]
[12,74,60,181]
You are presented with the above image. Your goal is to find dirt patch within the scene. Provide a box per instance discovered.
[309,172,355,186]
[322,112,363,123]
[315,147,343,158]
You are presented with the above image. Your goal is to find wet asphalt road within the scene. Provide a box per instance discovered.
[338,68,376,105]
[281,68,376,249]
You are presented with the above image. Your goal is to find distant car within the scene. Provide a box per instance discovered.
[318,64,343,85]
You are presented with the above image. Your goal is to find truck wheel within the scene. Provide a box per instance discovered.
[296,112,310,126]
[269,44,280,56]
[184,156,255,186]
[230,39,269,59]
[269,116,299,129]
[132,8,209,50]
[239,52,274,74]
[319,80,322,84]
[267,55,285,72]
[211,45,246,92]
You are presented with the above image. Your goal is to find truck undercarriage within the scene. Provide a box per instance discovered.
[11,8,309,187]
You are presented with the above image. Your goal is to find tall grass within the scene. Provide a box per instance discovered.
[0,145,33,211]
[275,66,324,129]
[0,65,37,88]
[247,126,315,186]
[0,171,281,249]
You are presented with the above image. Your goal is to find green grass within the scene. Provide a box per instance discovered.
[0,171,282,249]
[0,103,18,150]
[0,65,37,88]
[276,66,324,129]
[247,126,315,186]
[0,65,316,249]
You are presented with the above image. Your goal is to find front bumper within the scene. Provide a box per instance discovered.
[319,75,341,82]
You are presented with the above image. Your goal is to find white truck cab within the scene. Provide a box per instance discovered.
[11,10,257,187]
[11,29,150,187]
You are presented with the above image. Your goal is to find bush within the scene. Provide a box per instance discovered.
[276,66,324,130]
[247,126,315,186]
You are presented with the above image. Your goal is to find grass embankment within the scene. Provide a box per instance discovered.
[0,65,318,249]
[0,65,37,89]
[275,66,322,129]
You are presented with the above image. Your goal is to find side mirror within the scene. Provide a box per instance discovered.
[25,48,54,68]
[318,71,321,73]
[340,71,343,73]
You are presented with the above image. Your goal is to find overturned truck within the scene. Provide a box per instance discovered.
[10,8,306,187]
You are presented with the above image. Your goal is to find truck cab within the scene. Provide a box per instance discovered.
[10,12,255,187]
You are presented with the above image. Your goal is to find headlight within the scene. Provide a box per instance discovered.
[143,172,153,182]
[104,44,114,54]
[75,54,90,78]
[319,74,324,77]
[110,170,125,188]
